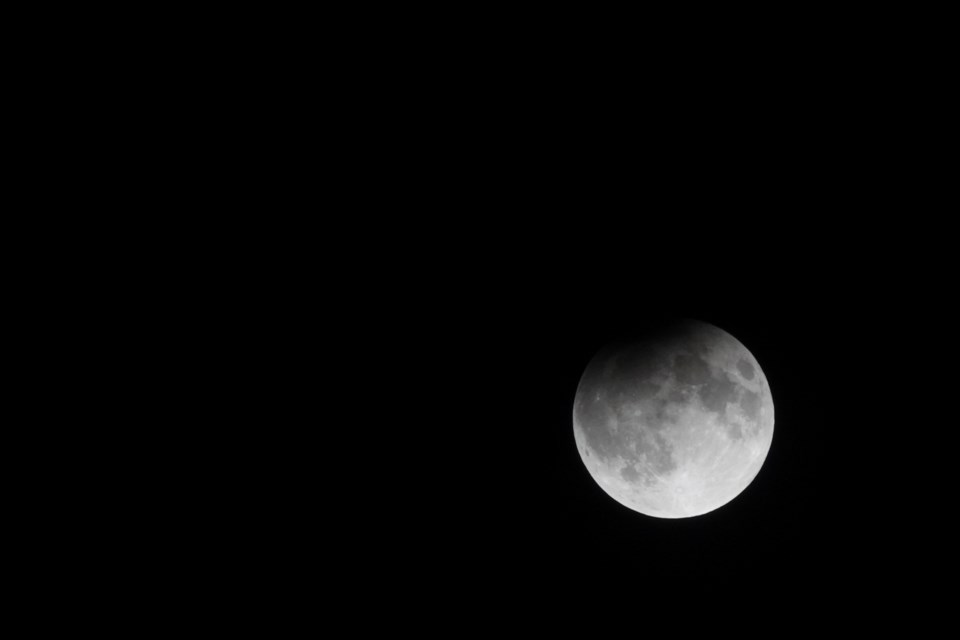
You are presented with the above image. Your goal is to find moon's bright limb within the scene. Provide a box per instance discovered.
[573,320,774,518]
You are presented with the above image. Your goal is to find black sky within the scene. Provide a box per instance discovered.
[20,10,956,630]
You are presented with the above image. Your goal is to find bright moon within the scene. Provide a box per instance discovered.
[573,320,774,518]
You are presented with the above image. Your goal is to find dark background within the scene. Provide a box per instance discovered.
[10,7,955,630]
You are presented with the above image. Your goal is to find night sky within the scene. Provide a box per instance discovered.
[22,12,954,631]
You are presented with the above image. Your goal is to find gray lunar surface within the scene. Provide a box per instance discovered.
[573,320,774,518]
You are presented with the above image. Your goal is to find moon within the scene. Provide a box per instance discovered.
[573,320,774,518]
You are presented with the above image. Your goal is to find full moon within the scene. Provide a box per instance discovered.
[573,320,774,518]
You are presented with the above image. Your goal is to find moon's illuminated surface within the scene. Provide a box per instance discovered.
[573,320,774,518]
